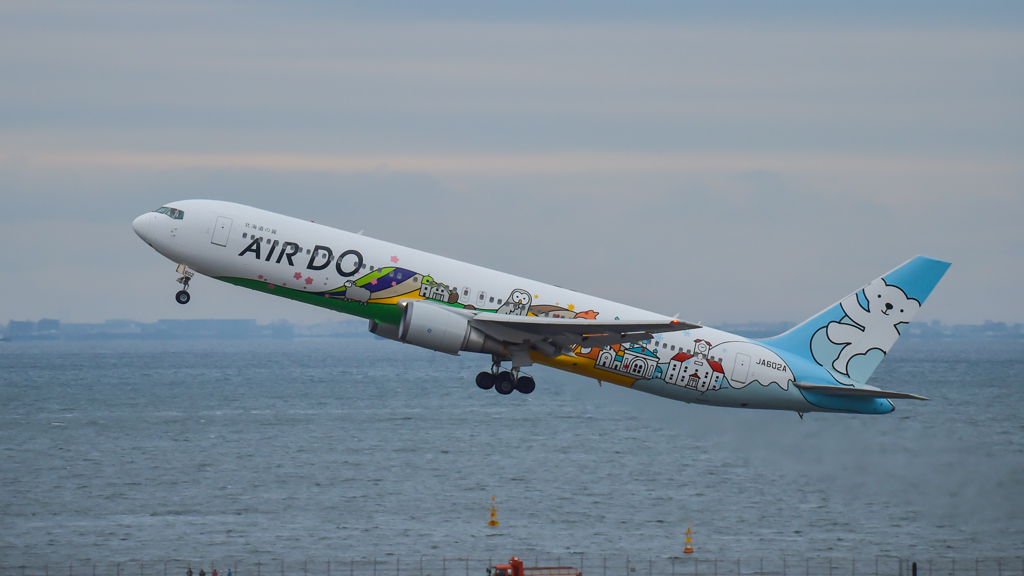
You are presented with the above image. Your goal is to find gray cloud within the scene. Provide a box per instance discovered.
[0,2,1021,324]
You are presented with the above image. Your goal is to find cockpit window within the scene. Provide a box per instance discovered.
[152,206,184,219]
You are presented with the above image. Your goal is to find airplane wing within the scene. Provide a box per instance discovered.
[469,314,701,354]
[793,381,929,401]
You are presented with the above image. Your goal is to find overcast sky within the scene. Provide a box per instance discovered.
[1,1,1021,326]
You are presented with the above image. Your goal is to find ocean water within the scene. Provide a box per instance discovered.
[1,337,1022,568]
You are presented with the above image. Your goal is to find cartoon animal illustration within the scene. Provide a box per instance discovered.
[342,280,371,305]
[530,304,599,319]
[496,289,532,315]
[826,278,920,375]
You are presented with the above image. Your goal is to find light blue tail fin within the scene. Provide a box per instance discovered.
[764,255,951,385]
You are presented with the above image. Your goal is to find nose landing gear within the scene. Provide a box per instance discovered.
[475,360,535,395]
[174,265,194,305]
[175,289,191,305]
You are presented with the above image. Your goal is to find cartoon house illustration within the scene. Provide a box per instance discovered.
[596,344,662,379]
[419,279,452,302]
[663,339,725,392]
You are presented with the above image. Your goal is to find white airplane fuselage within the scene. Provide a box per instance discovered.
[134,200,950,415]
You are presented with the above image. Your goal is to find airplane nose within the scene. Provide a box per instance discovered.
[133,213,151,242]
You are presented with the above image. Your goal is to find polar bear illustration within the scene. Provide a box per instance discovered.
[826,278,919,375]
[496,289,532,316]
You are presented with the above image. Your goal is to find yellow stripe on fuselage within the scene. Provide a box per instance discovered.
[528,351,638,388]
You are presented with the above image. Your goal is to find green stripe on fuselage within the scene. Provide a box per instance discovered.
[218,277,404,325]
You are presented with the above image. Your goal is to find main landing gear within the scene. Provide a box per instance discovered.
[476,360,535,395]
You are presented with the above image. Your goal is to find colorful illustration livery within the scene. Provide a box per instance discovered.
[133,200,950,415]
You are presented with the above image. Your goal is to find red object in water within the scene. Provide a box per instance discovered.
[488,557,581,576]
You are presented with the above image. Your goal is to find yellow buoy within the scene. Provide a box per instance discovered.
[683,523,694,554]
[488,496,500,527]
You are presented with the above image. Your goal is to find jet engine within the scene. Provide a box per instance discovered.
[368,301,505,356]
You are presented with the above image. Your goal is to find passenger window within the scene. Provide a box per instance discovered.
[397,272,402,279]
[306,249,311,255]
[463,288,469,296]
[242,233,247,239]
[497,299,502,305]
[489,297,494,303]
[670,345,676,351]
[369,266,374,271]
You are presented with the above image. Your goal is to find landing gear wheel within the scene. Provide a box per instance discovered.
[175,290,191,305]
[494,371,516,395]
[476,371,496,390]
[515,375,536,394]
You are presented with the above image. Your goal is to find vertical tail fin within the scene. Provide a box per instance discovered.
[764,255,951,385]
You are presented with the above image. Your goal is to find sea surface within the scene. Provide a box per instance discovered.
[1,338,1022,569]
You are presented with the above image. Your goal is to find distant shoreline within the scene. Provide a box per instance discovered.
[3,319,1021,342]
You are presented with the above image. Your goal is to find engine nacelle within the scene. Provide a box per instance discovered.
[368,318,401,342]
[368,301,505,356]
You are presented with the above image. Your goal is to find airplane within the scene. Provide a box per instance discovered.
[133,200,950,416]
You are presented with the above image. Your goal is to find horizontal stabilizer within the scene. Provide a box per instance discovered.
[794,381,929,401]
